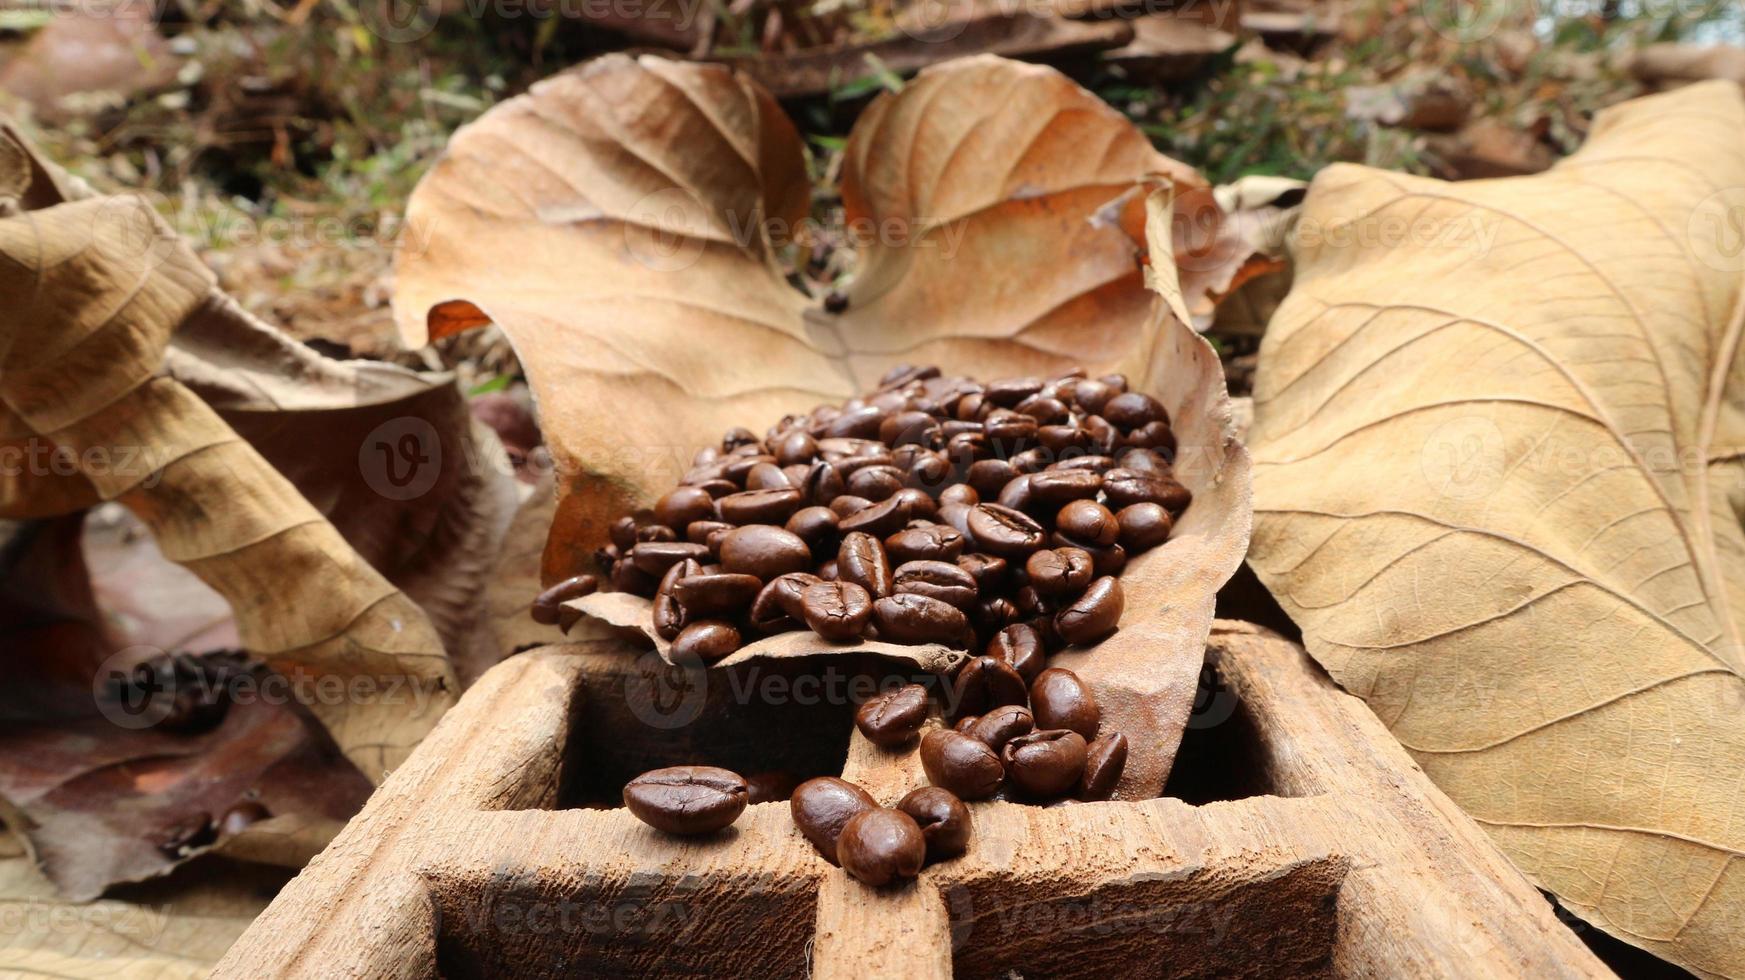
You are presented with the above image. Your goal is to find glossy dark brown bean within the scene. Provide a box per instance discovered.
[1014,394,1069,424]
[670,573,762,617]
[956,553,1007,593]
[847,464,905,501]
[746,770,801,804]
[750,572,821,632]
[774,429,819,466]
[1102,468,1192,512]
[873,594,969,645]
[722,454,778,485]
[837,494,915,537]
[1071,378,1115,414]
[837,808,926,886]
[634,524,677,544]
[1057,499,1119,547]
[838,531,894,599]
[919,729,1004,800]
[965,459,1016,499]
[1038,424,1091,456]
[1102,391,1167,430]
[655,486,717,532]
[1125,420,1176,456]
[671,620,741,663]
[784,506,840,555]
[827,406,886,440]
[965,503,1046,559]
[609,515,639,551]
[854,684,930,746]
[984,412,1037,455]
[718,525,812,580]
[1030,667,1101,739]
[984,376,1043,407]
[1055,576,1124,646]
[1027,469,1102,506]
[885,525,965,564]
[686,519,734,546]
[1002,729,1087,798]
[830,494,874,518]
[972,597,1019,637]
[965,704,1034,752]
[800,581,874,641]
[623,766,748,835]
[717,488,805,524]
[908,452,952,493]
[892,560,979,610]
[530,574,597,624]
[985,623,1046,682]
[791,777,878,864]
[744,462,793,491]
[880,410,941,447]
[952,655,1028,718]
[1080,731,1129,801]
[610,555,660,596]
[996,474,1035,512]
[652,559,701,639]
[1051,534,1128,578]
[896,787,972,862]
[630,541,711,576]
[1026,547,1094,597]
[805,461,847,504]
[1116,502,1173,552]
[938,483,979,506]
[953,714,980,733]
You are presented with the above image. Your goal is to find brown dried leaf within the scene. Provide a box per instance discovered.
[394,54,1251,796]
[1247,81,1745,978]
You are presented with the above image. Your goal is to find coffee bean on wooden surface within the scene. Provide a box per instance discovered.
[1030,668,1101,739]
[966,704,1034,752]
[1002,730,1088,799]
[985,624,1045,682]
[624,766,748,835]
[530,574,597,624]
[837,808,926,886]
[1055,576,1124,646]
[953,655,1028,719]
[1026,547,1094,596]
[920,729,1005,800]
[800,581,874,641]
[896,787,971,862]
[1080,732,1128,801]
[791,777,878,864]
[855,684,930,746]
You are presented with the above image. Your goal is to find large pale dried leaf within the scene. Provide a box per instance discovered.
[394,55,1251,796]
[1247,80,1745,978]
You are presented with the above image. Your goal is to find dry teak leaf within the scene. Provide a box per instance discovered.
[394,54,1252,796]
[1248,80,1745,978]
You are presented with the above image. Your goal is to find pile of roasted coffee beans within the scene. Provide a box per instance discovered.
[582,365,1190,661]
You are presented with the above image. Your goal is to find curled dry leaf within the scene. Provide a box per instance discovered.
[394,54,1252,796]
[1248,81,1745,978]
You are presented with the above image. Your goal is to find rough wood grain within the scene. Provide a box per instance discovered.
[213,624,1610,977]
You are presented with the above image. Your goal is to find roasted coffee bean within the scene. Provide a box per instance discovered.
[630,542,712,576]
[880,410,941,447]
[624,766,749,835]
[874,594,969,645]
[1014,394,1069,425]
[972,597,1019,636]
[1082,415,1121,454]
[837,494,914,537]
[847,464,905,501]
[986,623,1046,682]
[800,581,874,641]
[879,362,939,388]
[1057,499,1119,546]
[746,770,801,804]
[609,515,640,551]
[817,558,839,580]
[830,494,874,518]
[984,412,1038,456]
[751,572,821,633]
[635,525,678,543]
[996,474,1035,512]
[655,486,717,531]
[837,808,926,886]
[908,452,953,493]
[896,787,971,862]
[827,405,886,440]
[671,620,741,662]
[885,525,965,565]
[718,525,813,580]
[610,557,660,597]
[1051,533,1128,578]
[1030,667,1101,739]
[686,519,735,546]
[694,478,741,498]
[1002,730,1087,798]
[956,553,1007,593]
[1008,447,1052,475]
[1038,424,1091,456]
[1026,547,1094,597]
[785,506,840,554]
[745,462,793,491]
[938,502,975,540]
[670,573,762,617]
[1125,420,1176,456]
[1015,584,1058,620]
[1116,502,1173,552]
[791,777,878,863]
[984,376,1043,407]
[919,730,1004,800]
[1115,447,1172,475]
[1028,469,1102,506]
[892,487,938,521]
[966,704,1034,752]
[939,483,979,506]
[1102,468,1192,512]
[966,504,1046,559]
[717,488,805,525]
[775,429,819,466]
[722,426,760,452]
[855,684,930,746]
[953,714,980,733]
[952,655,1028,718]
[893,560,979,610]
[1071,379,1116,415]
[805,461,847,504]
[530,575,598,624]
[722,454,778,485]
[1055,576,1124,646]
[1080,732,1128,801]
[965,459,1017,499]
[1102,391,1167,430]
[1052,453,1115,475]
[838,531,894,598]
[653,560,702,639]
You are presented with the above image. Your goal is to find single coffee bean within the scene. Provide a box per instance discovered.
[1052,452,1116,474]
[919,729,1005,800]
[827,405,886,440]
[908,452,953,493]
[805,461,847,504]
[1054,576,1124,646]
[745,462,794,491]
[986,623,1046,682]
[966,704,1034,752]
[817,557,839,580]
[984,412,1038,456]
[717,487,805,525]
[655,486,717,531]
[1057,499,1119,547]
[1116,502,1172,552]
[670,573,762,617]
[896,787,972,862]
[1030,667,1101,739]
[634,524,677,543]
[750,572,821,632]
[837,808,926,886]
[686,519,734,546]
[610,556,660,597]
[671,620,741,663]
[891,487,938,521]
[722,454,778,485]
[1125,420,1176,456]
[847,464,905,501]
[893,560,979,610]
[1070,379,1115,414]
[885,525,965,564]
[952,655,1028,718]
[965,504,1046,559]
[718,525,813,581]
[1102,391,1167,431]
[1002,729,1087,798]
[530,574,598,624]
[830,494,874,518]
[1102,468,1192,513]
[653,559,701,639]
[838,531,895,598]
[1026,547,1094,597]
[609,515,640,551]
[874,594,970,645]
[938,502,975,539]
[791,777,878,864]
[956,553,1008,593]
[879,410,941,447]
[939,483,979,506]
[775,429,819,466]
[984,376,1044,407]
[1014,394,1069,425]
[1115,446,1172,476]
[954,714,980,733]
[630,541,712,576]
[1080,731,1128,801]
[837,494,915,537]
[1051,533,1128,578]
[996,473,1036,512]
[1028,469,1102,506]
[1038,424,1092,456]
[800,581,874,641]
[623,766,748,835]
[721,426,760,452]
[855,684,930,746]
[965,459,1016,498]
[784,506,840,555]
[972,597,1019,636]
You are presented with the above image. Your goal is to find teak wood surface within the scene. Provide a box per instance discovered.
[214,621,1610,978]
